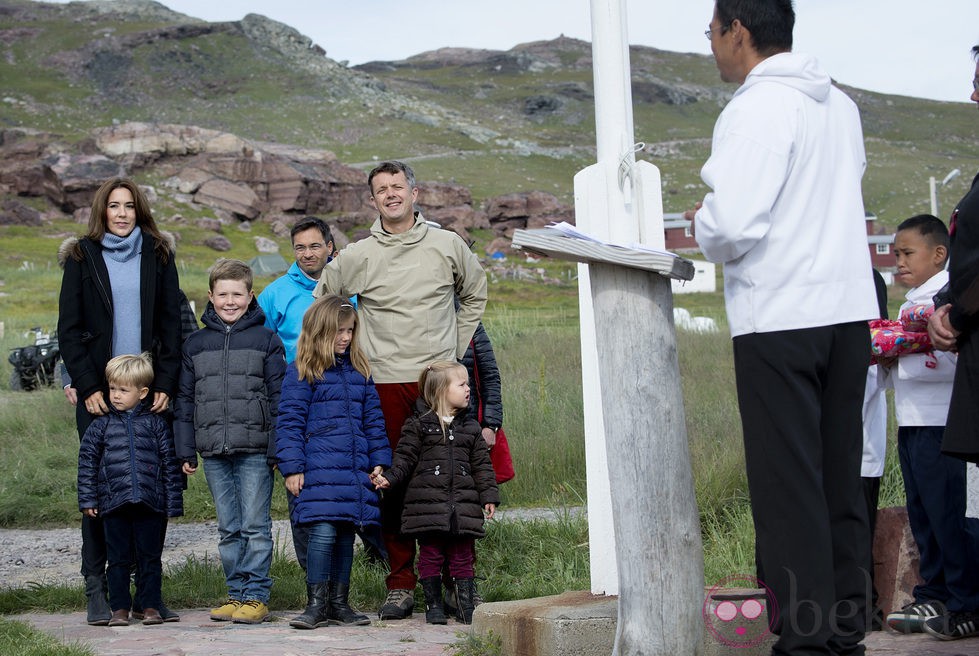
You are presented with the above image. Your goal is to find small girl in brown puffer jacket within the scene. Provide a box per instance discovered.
[374,360,499,625]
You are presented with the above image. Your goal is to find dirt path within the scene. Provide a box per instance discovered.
[0,508,579,589]
[0,519,293,589]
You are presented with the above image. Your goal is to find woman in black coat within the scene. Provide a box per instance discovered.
[929,46,979,464]
[57,177,182,625]
[460,322,503,446]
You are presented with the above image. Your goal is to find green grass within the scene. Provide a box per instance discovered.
[445,630,503,656]
[0,618,93,656]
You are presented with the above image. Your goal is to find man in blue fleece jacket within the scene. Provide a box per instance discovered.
[258,216,335,364]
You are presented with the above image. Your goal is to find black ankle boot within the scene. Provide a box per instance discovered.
[328,582,370,626]
[454,577,477,624]
[420,577,448,625]
[290,582,330,629]
[84,575,111,626]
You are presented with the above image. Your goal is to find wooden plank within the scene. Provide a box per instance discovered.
[511,228,696,281]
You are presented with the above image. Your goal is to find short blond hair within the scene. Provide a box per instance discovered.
[104,353,154,389]
[208,258,253,292]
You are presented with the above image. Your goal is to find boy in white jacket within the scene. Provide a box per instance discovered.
[883,215,979,637]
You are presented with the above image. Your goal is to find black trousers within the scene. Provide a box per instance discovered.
[287,489,311,570]
[103,503,166,612]
[860,476,881,615]
[77,405,173,587]
[77,405,108,578]
[734,322,871,656]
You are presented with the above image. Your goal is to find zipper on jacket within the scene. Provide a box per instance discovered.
[127,412,140,504]
[447,424,457,521]
[222,323,231,454]
[340,360,366,529]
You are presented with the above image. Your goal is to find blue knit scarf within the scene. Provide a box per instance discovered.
[101,227,143,357]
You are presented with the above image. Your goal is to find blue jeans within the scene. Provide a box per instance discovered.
[306,521,355,585]
[203,454,274,603]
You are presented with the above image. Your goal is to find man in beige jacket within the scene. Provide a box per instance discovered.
[314,160,487,620]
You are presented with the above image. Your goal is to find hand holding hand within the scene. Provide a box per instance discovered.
[374,474,390,490]
[285,473,304,497]
[182,462,197,475]
[483,503,496,520]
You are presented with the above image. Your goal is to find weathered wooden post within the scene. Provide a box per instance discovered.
[514,1,704,654]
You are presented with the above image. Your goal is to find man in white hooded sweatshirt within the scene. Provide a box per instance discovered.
[686,2,879,654]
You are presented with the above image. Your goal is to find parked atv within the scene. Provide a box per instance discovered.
[8,327,60,391]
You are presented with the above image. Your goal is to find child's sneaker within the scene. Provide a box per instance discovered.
[209,598,242,622]
[922,610,979,641]
[232,599,269,624]
[378,588,414,620]
[886,601,945,633]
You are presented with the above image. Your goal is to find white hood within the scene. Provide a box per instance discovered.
[736,52,831,103]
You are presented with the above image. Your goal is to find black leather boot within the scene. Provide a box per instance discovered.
[328,582,370,626]
[290,582,330,629]
[84,575,111,626]
[420,577,448,625]
[454,577,477,624]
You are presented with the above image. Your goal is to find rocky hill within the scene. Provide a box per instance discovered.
[1,0,977,252]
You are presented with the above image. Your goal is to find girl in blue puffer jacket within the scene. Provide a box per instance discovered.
[276,295,391,630]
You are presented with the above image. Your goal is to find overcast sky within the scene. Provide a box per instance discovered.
[50,0,978,103]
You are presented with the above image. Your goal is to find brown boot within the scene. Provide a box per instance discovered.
[141,608,163,625]
[107,609,130,627]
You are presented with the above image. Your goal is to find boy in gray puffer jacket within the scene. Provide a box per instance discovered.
[173,259,286,625]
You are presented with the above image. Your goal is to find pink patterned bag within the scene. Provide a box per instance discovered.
[868,317,935,368]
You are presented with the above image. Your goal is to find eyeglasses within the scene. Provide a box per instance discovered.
[704,24,730,41]
[293,243,328,254]
[973,78,979,92]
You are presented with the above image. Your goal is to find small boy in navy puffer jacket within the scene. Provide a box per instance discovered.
[77,353,183,627]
